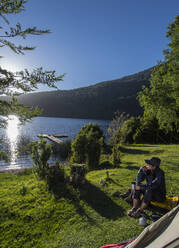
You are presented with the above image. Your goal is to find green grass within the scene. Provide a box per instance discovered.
[0,144,179,248]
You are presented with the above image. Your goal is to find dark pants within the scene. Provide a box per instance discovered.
[133,186,166,205]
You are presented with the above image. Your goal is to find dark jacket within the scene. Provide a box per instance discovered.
[136,167,166,197]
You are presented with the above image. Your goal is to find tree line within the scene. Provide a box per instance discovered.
[116,16,179,144]
[15,67,151,120]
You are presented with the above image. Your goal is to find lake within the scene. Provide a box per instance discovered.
[0,116,110,171]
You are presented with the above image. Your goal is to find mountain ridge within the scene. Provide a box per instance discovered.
[17,67,152,120]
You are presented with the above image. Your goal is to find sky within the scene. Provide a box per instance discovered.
[1,0,178,91]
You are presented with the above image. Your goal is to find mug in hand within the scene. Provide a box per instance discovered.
[131,182,136,190]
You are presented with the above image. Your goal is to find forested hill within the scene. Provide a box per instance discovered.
[18,68,152,120]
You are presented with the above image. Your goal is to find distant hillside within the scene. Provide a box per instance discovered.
[17,68,152,120]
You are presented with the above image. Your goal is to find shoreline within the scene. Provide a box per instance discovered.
[0,167,32,174]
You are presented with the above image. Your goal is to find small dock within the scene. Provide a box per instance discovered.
[38,134,68,144]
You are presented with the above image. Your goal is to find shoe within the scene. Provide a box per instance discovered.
[112,191,122,197]
[127,207,137,217]
[132,208,143,218]
[124,193,133,203]
[120,189,131,198]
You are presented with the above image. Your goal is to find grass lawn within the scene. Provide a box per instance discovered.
[0,144,179,248]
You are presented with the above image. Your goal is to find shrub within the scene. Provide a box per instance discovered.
[71,134,87,163]
[86,131,103,170]
[120,116,140,144]
[70,164,86,186]
[108,112,129,167]
[19,183,27,196]
[133,116,174,144]
[71,123,104,170]
[118,115,179,144]
[30,140,67,194]
[16,135,33,156]
[51,139,71,160]
[46,164,66,192]
[31,139,52,179]
[111,144,121,167]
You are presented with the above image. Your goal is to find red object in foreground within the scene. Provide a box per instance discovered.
[100,240,134,248]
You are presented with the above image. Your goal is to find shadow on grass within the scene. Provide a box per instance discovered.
[131,144,159,147]
[52,183,98,225]
[78,180,125,220]
[125,165,140,171]
[119,147,150,155]
[105,178,123,186]
[121,162,140,171]
[99,161,113,169]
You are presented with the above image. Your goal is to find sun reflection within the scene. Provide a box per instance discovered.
[6,115,20,166]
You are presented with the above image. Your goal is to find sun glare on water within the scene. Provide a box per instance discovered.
[6,115,20,167]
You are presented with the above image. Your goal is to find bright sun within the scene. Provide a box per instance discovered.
[1,60,23,73]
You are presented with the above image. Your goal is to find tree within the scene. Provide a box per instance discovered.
[138,16,179,133]
[108,112,129,166]
[71,123,104,170]
[0,0,64,126]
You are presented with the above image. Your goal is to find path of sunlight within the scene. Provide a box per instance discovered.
[6,115,20,168]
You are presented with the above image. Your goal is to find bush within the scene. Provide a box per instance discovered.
[19,183,27,196]
[70,164,86,186]
[46,164,66,192]
[108,112,129,167]
[16,135,33,156]
[120,116,140,144]
[71,123,104,170]
[86,130,103,170]
[31,139,52,179]
[111,144,121,167]
[31,140,67,194]
[133,116,178,144]
[71,134,87,163]
[51,139,71,160]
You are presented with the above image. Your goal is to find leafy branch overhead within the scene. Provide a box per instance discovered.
[0,23,51,55]
[0,0,65,122]
[138,15,179,132]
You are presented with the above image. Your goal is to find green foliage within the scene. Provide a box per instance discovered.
[134,116,162,144]
[118,115,179,144]
[120,116,140,144]
[46,164,66,193]
[111,144,121,167]
[51,139,72,160]
[71,123,104,170]
[70,164,86,186]
[71,134,87,163]
[108,112,126,144]
[133,116,179,144]
[16,135,33,156]
[0,144,178,248]
[108,112,129,166]
[86,131,103,170]
[19,183,27,196]
[138,16,179,133]
[31,139,52,179]
[0,0,65,163]
[0,150,9,162]
[0,0,64,126]
[30,140,67,194]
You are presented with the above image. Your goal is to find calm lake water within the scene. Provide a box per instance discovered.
[0,116,110,171]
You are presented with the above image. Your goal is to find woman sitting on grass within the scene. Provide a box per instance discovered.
[128,157,166,218]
